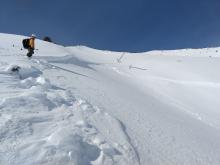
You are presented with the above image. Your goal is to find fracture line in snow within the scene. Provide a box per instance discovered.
[48,63,89,78]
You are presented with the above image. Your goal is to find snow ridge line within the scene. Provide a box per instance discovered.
[149,76,220,88]
[117,119,141,165]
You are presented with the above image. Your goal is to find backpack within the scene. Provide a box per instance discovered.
[22,39,30,49]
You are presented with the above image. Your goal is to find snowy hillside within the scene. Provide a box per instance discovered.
[1,33,220,165]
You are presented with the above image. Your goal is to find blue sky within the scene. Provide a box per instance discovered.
[1,0,220,52]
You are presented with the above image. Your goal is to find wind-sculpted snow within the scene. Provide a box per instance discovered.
[0,58,139,164]
[1,33,220,165]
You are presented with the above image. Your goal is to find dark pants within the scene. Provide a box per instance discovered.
[27,48,34,57]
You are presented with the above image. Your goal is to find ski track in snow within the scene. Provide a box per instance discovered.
[0,58,140,165]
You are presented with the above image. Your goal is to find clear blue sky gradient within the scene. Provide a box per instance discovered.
[1,0,220,52]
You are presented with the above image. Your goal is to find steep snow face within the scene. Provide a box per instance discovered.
[1,33,220,165]
[0,33,140,165]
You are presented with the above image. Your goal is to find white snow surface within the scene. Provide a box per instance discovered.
[0,33,220,165]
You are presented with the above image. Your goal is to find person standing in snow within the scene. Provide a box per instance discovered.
[27,34,36,57]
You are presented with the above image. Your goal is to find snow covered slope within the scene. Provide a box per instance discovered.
[1,33,220,165]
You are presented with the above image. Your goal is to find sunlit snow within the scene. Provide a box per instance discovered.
[0,33,220,165]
